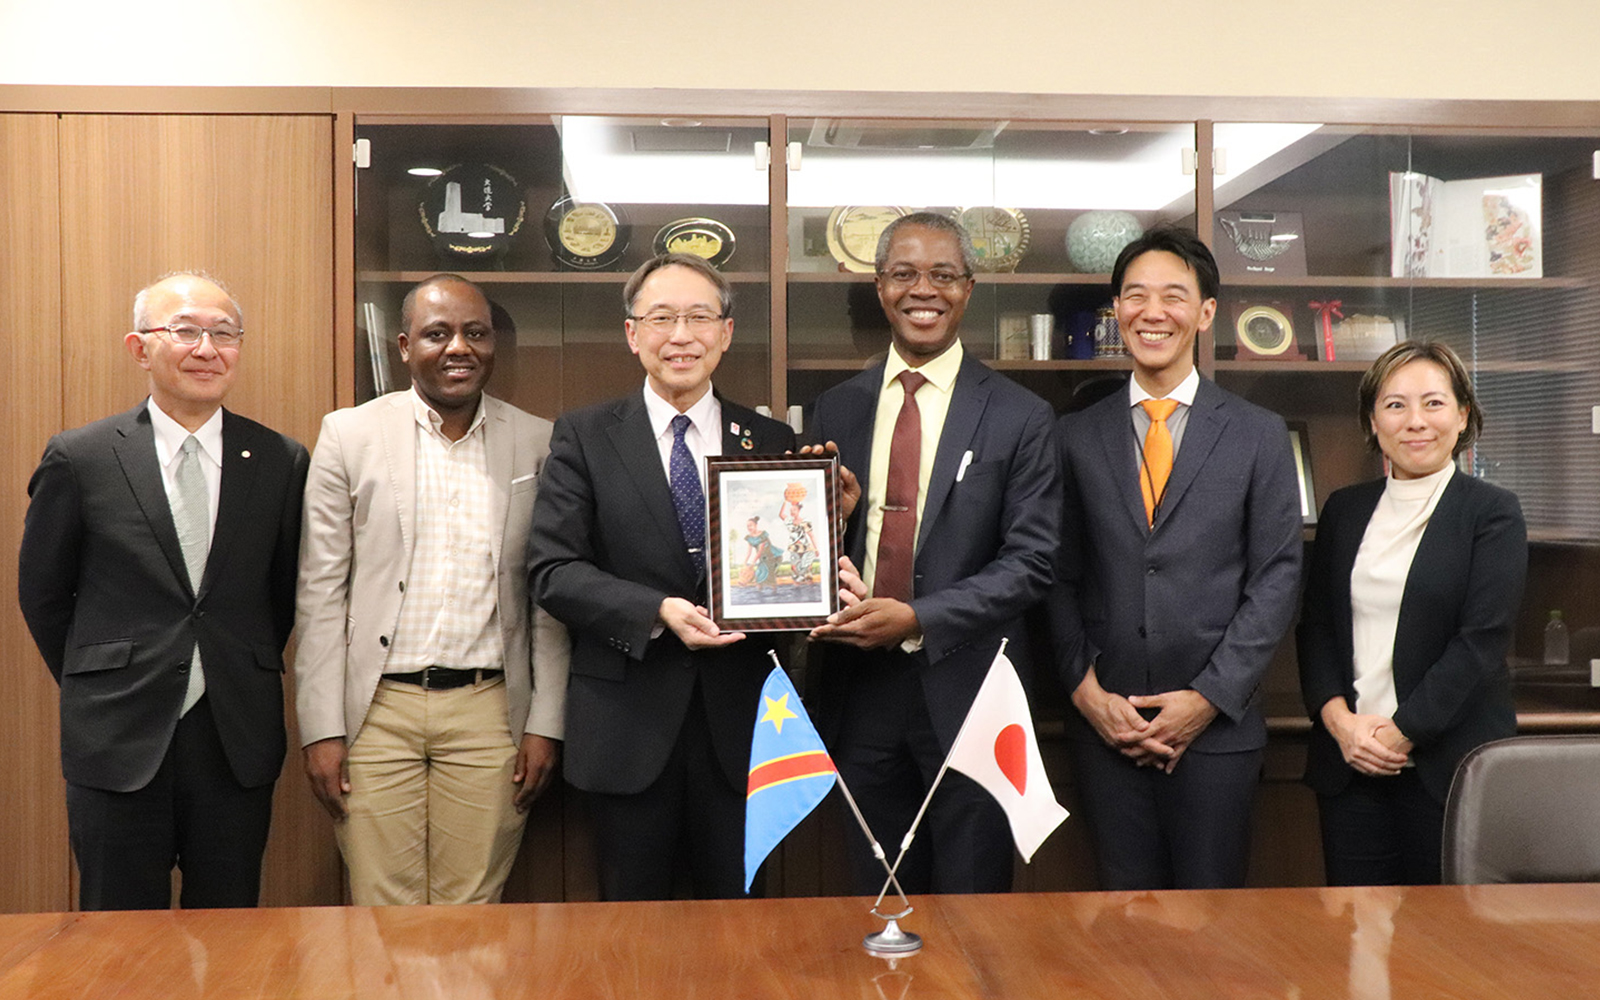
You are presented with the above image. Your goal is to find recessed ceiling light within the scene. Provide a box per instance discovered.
[1087,128,1129,136]
[408,166,444,177]
[660,118,703,128]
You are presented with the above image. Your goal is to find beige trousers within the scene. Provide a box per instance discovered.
[338,675,525,905]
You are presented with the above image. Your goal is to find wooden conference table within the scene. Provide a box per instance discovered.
[0,883,1593,998]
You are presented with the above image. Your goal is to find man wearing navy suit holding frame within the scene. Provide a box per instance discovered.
[806,213,1060,895]
[529,253,796,900]
[1052,227,1302,890]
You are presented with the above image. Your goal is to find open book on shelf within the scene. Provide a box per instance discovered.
[1390,171,1542,279]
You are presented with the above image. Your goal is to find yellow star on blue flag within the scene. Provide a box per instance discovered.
[760,693,799,735]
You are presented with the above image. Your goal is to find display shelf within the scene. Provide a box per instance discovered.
[1212,360,1373,374]
[786,271,1113,285]
[1227,274,1591,290]
[357,270,771,284]
[788,357,1132,372]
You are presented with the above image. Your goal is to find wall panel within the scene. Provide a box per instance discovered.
[0,113,69,914]
[53,113,339,907]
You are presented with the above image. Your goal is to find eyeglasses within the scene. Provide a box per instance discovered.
[877,266,972,289]
[140,323,244,347]
[628,311,726,334]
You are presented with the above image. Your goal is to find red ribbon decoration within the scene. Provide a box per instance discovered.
[1309,299,1344,361]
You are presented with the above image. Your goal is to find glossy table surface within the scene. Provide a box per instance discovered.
[1,883,1594,998]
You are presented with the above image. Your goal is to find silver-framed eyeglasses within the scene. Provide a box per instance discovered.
[628,311,726,333]
[877,266,971,289]
[139,323,244,347]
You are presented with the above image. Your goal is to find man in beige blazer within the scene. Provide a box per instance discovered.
[294,274,568,904]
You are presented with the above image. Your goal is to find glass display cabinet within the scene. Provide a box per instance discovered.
[1209,123,1600,715]
[353,115,773,422]
[347,108,1600,719]
[782,118,1197,418]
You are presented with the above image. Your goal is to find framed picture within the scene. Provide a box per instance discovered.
[1287,422,1317,526]
[706,455,840,631]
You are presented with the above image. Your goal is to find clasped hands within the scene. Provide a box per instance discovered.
[1320,697,1411,776]
[1072,666,1219,773]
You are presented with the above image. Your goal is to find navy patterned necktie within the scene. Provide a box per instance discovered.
[669,414,706,575]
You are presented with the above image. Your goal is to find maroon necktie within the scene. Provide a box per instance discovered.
[873,370,927,602]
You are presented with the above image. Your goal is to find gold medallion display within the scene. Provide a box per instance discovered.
[1236,305,1294,355]
[544,197,630,269]
[826,206,910,273]
[653,217,737,267]
[956,207,1030,272]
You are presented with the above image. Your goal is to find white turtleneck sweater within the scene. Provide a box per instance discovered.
[1349,462,1456,719]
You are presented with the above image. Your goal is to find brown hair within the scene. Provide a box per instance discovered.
[1357,339,1483,455]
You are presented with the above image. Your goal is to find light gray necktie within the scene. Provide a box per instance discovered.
[174,435,209,715]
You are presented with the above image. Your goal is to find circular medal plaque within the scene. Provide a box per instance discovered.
[653,217,736,267]
[544,197,630,270]
[956,207,1030,273]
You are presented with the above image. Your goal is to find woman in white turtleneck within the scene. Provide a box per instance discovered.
[1298,340,1527,886]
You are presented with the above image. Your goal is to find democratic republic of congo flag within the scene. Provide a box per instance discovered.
[743,665,836,892]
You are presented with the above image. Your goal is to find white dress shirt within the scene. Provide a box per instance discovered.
[147,398,222,537]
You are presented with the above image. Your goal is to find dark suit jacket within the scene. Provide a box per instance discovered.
[18,401,309,793]
[1053,378,1303,753]
[806,353,1060,748]
[1298,472,1526,803]
[529,392,796,796]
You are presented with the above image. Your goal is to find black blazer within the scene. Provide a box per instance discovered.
[18,402,308,793]
[1298,472,1527,803]
[805,353,1060,749]
[529,392,795,796]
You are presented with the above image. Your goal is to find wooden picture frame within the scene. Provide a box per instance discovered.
[706,455,840,631]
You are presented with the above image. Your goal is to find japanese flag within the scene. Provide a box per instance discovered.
[946,643,1068,862]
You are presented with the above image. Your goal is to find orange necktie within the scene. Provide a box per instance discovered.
[1139,398,1180,526]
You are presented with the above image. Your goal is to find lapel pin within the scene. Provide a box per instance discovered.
[240,450,251,459]
[730,422,741,435]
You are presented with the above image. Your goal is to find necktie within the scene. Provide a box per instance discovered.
[668,414,706,576]
[873,370,927,602]
[173,435,210,715]
[1139,398,1180,527]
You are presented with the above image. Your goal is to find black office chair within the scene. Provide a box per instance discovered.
[1442,734,1600,885]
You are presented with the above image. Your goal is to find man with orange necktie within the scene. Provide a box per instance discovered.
[1051,227,1302,890]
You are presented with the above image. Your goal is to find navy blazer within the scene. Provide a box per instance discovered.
[18,402,308,792]
[806,353,1060,749]
[1053,378,1303,753]
[529,392,796,796]
[1298,472,1526,803]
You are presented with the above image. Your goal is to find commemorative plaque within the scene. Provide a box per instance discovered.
[653,217,736,267]
[417,163,527,265]
[544,197,630,270]
[826,206,910,273]
[955,207,1030,272]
